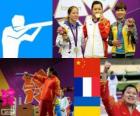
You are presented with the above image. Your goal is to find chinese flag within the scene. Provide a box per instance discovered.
[74,58,100,77]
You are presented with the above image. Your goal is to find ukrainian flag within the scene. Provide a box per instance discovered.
[74,97,100,116]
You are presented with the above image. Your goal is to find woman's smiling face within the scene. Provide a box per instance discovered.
[123,87,138,105]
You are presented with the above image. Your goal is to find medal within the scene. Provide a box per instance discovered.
[68,21,79,57]
[117,45,122,49]
[74,47,78,53]
[68,21,78,48]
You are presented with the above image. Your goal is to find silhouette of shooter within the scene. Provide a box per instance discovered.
[2,15,52,58]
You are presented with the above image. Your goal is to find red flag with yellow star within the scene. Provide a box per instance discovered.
[74,58,100,77]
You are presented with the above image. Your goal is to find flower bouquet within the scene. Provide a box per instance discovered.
[57,26,69,42]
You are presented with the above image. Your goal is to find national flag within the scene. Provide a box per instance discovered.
[74,58,100,77]
[74,77,100,97]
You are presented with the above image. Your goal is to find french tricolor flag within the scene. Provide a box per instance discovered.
[74,77,100,97]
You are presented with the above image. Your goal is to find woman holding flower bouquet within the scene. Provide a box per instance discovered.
[56,6,84,58]
[108,2,138,58]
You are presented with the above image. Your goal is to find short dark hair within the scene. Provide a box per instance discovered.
[122,84,138,95]
[67,6,78,15]
[115,2,127,11]
[48,67,58,76]
[91,1,103,9]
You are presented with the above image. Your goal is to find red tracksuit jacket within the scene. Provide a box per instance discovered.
[101,80,140,116]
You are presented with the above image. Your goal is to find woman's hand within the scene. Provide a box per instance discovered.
[126,18,135,32]
[62,34,69,42]
[102,61,111,80]
[126,18,135,27]
[112,40,120,47]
